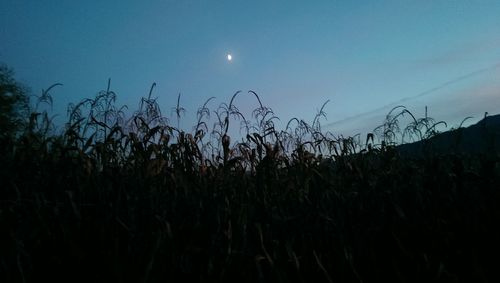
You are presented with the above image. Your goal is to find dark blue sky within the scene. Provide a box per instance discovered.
[2,0,500,136]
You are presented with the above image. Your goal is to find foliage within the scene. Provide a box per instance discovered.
[0,64,29,142]
[1,77,499,283]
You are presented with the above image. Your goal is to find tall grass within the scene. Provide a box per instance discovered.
[1,82,499,282]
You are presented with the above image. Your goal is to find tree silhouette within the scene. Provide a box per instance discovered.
[0,64,29,141]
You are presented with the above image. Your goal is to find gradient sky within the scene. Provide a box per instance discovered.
[2,0,500,137]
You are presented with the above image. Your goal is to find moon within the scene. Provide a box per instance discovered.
[227,54,232,61]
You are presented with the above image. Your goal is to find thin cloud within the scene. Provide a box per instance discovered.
[324,62,500,129]
[415,37,500,68]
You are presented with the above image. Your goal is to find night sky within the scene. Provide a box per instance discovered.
[2,0,500,137]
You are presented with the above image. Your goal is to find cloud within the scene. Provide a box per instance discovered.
[324,64,500,136]
[415,36,500,68]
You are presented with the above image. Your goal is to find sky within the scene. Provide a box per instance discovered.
[1,0,500,138]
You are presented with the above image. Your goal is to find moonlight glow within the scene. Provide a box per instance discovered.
[227,54,232,61]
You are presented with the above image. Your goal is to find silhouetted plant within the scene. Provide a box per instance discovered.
[2,72,500,283]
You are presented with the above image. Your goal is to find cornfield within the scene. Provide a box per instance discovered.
[1,82,499,282]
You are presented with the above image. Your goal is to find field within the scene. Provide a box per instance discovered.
[1,82,500,282]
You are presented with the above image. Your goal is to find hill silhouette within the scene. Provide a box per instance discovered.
[398,113,500,156]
